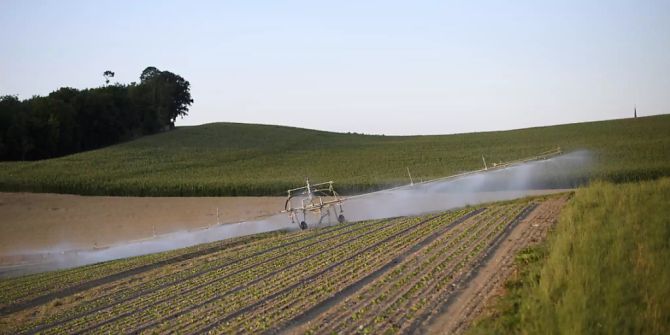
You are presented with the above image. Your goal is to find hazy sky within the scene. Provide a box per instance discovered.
[1,1,668,135]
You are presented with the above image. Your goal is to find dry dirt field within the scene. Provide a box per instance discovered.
[0,193,284,258]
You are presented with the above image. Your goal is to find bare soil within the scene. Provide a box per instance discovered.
[424,195,568,334]
[0,192,284,259]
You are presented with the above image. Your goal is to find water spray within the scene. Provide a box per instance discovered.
[1,148,592,277]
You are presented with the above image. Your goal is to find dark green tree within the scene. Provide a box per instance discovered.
[139,66,193,129]
[0,95,21,158]
[0,67,193,161]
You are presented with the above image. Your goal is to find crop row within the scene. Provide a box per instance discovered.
[29,215,422,334]
[11,221,373,333]
[310,205,532,333]
[0,230,286,309]
[308,204,516,334]
[168,209,479,334]
[372,205,528,334]
[22,218,386,334]
[213,208,491,335]
[97,212,454,334]
[7,202,537,335]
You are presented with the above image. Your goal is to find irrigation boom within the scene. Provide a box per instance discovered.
[282,147,563,229]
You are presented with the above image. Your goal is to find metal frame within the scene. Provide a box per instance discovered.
[282,179,346,229]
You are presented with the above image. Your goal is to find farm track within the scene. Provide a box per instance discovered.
[402,203,538,334]
[18,218,390,334]
[440,212,543,334]
[424,196,568,334]
[0,196,566,335]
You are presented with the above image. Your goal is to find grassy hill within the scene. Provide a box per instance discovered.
[0,114,669,196]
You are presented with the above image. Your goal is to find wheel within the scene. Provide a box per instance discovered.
[299,221,308,230]
[337,214,345,223]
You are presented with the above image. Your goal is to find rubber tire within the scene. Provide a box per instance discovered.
[337,214,345,223]
[299,221,308,230]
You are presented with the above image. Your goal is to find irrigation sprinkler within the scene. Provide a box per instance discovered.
[281,179,346,230]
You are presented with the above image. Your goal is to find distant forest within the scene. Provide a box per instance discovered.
[0,66,193,161]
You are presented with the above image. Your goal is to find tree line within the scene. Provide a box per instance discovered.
[0,66,193,161]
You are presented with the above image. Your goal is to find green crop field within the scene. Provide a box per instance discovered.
[0,114,668,196]
[0,197,546,334]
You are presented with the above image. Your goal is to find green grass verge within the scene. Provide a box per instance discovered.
[1,114,669,196]
[468,178,670,334]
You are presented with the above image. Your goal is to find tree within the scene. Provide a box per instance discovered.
[1,66,193,161]
[140,67,160,82]
[0,95,21,158]
[103,70,115,85]
[138,66,193,129]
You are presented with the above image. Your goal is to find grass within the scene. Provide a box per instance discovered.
[0,114,669,196]
[468,177,670,335]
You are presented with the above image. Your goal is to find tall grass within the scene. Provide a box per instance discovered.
[0,114,669,196]
[469,178,670,334]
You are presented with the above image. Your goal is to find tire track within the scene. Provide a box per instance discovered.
[351,207,517,334]
[404,203,538,334]
[437,197,567,334]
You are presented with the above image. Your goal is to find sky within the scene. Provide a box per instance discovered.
[1,0,668,135]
